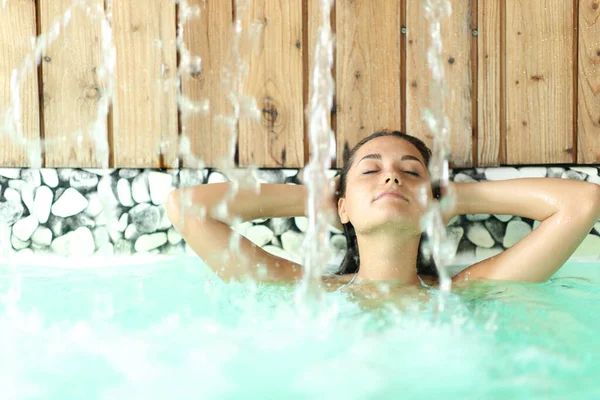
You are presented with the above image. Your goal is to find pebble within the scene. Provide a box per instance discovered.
[148,171,174,205]
[135,232,168,252]
[31,226,52,246]
[117,178,134,207]
[40,169,59,188]
[466,222,495,248]
[12,215,39,242]
[503,220,532,248]
[51,188,88,217]
[132,172,151,204]
[51,227,95,256]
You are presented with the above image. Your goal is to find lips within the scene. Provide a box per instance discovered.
[375,191,409,202]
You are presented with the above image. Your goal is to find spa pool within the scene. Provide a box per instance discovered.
[1,256,599,399]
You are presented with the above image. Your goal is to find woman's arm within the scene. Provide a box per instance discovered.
[166,183,308,282]
[449,178,600,282]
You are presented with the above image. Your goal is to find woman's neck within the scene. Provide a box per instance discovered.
[354,230,421,284]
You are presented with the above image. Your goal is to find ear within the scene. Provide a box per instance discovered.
[338,197,350,224]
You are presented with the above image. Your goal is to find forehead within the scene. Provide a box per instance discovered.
[354,136,425,163]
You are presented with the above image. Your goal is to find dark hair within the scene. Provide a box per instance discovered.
[335,130,438,277]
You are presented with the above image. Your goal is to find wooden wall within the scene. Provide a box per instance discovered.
[0,0,598,169]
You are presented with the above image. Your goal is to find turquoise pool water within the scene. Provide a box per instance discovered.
[1,257,599,399]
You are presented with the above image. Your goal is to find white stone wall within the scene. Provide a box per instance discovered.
[0,166,598,266]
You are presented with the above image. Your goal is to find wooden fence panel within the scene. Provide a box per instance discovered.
[39,0,105,167]
[578,0,600,163]
[0,0,40,167]
[238,0,304,168]
[477,0,503,166]
[335,0,401,167]
[181,0,232,168]
[112,0,178,168]
[406,0,473,168]
[506,0,574,164]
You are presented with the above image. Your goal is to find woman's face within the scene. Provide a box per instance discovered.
[338,136,432,236]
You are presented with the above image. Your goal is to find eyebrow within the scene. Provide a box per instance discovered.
[357,153,426,167]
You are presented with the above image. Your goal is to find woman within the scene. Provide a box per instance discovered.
[166,130,600,287]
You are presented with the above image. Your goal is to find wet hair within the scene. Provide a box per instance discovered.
[335,130,438,277]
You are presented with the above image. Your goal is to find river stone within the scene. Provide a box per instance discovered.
[588,174,600,186]
[51,227,95,256]
[0,199,24,226]
[484,218,506,243]
[21,170,41,187]
[84,193,103,217]
[3,187,20,204]
[518,167,547,178]
[294,216,308,232]
[207,171,227,184]
[267,217,293,236]
[547,167,565,178]
[65,214,96,231]
[125,224,140,241]
[11,234,30,250]
[562,170,586,181]
[148,171,173,205]
[13,215,39,242]
[40,169,59,188]
[453,173,477,183]
[98,175,118,206]
[466,222,495,248]
[47,215,65,237]
[179,169,204,187]
[52,188,88,217]
[8,181,26,193]
[0,168,20,179]
[119,169,141,179]
[281,230,304,261]
[570,167,598,177]
[92,226,109,250]
[503,220,532,248]
[33,185,53,224]
[117,213,128,232]
[484,167,519,181]
[466,214,490,222]
[135,232,168,252]
[493,214,513,223]
[129,203,160,233]
[32,226,52,246]
[117,178,134,207]
[245,225,274,247]
[167,227,182,245]
[132,172,151,204]
[69,170,99,192]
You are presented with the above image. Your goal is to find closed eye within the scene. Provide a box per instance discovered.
[405,171,420,177]
[362,170,377,175]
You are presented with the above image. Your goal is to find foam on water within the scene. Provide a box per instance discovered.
[1,257,600,399]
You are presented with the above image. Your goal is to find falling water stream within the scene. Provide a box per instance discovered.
[1,0,455,306]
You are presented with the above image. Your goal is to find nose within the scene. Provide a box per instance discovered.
[384,171,401,185]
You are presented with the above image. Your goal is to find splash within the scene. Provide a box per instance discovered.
[420,0,457,303]
[297,0,336,303]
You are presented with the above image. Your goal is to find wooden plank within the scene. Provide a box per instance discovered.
[0,0,40,167]
[578,0,600,163]
[181,0,232,168]
[406,0,472,168]
[112,0,178,168]
[505,0,574,164]
[336,0,402,166]
[238,0,304,168]
[39,0,105,167]
[477,0,502,166]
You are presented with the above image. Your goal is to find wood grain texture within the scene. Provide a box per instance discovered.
[181,0,232,168]
[0,0,40,167]
[578,0,600,163]
[406,0,473,168]
[238,0,304,168]
[112,0,178,168]
[335,0,402,167]
[39,0,106,167]
[506,0,574,164]
[477,0,502,166]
